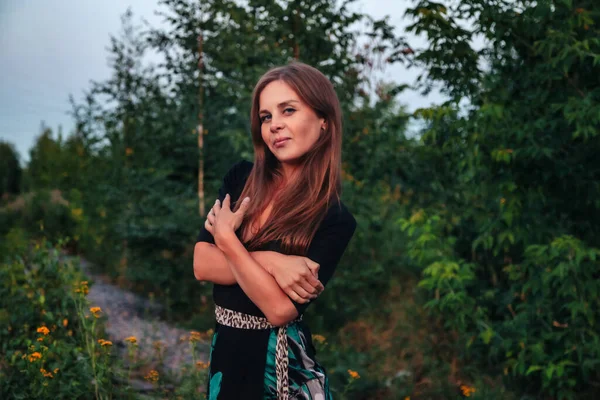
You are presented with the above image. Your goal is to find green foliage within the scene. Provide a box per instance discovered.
[400,0,600,398]
[0,238,95,398]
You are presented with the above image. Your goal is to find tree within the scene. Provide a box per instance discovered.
[0,141,22,199]
[400,0,600,397]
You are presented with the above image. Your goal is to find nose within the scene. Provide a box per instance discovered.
[269,116,284,133]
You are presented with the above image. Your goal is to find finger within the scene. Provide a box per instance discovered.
[204,219,214,234]
[298,278,318,296]
[287,289,308,304]
[223,193,231,210]
[304,273,322,293]
[207,211,215,226]
[236,197,251,216]
[306,259,320,276]
[213,198,221,214]
[291,283,314,300]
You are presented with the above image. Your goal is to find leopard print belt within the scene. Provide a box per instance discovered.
[215,305,302,400]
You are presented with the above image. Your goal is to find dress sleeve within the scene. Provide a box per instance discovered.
[291,203,357,315]
[196,160,250,244]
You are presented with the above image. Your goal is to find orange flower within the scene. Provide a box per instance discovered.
[63,318,68,328]
[195,361,210,370]
[90,307,102,318]
[347,369,360,379]
[189,331,202,342]
[28,352,42,362]
[40,368,54,378]
[37,326,50,336]
[144,369,159,382]
[312,334,326,344]
[97,339,113,347]
[124,336,137,344]
[460,385,476,397]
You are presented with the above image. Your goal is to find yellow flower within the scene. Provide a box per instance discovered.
[144,369,159,382]
[347,369,360,380]
[37,326,50,336]
[195,361,210,370]
[90,307,102,318]
[53,368,59,374]
[28,352,42,362]
[71,208,83,220]
[125,336,137,344]
[312,334,326,344]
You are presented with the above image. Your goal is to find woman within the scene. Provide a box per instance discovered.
[194,61,357,399]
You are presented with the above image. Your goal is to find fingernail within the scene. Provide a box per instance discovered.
[243,197,250,202]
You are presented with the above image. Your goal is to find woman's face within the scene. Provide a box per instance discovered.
[259,80,325,170]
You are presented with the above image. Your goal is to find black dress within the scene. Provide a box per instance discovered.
[196,160,357,399]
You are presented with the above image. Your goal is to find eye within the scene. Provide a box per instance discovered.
[283,107,296,114]
[260,114,271,123]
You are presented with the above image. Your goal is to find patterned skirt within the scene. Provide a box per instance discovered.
[206,305,333,400]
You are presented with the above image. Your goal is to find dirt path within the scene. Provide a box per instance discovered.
[75,256,209,389]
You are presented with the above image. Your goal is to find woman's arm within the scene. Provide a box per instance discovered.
[217,231,300,327]
[194,243,276,284]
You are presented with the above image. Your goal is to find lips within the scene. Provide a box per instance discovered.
[273,137,291,145]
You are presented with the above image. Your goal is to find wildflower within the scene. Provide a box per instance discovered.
[63,318,68,327]
[28,352,42,362]
[189,331,202,342]
[347,369,360,380]
[53,368,59,374]
[126,147,134,156]
[500,198,506,204]
[37,337,44,342]
[97,339,112,347]
[144,369,159,382]
[196,361,210,370]
[460,385,476,397]
[312,334,326,344]
[75,281,90,295]
[90,307,102,318]
[37,322,48,333]
[124,336,137,345]
[40,368,54,378]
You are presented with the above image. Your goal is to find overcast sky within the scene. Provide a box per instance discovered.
[0,0,444,165]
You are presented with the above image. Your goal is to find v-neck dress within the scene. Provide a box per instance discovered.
[196,160,357,399]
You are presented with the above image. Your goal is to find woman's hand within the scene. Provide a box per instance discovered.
[205,194,250,246]
[253,251,325,304]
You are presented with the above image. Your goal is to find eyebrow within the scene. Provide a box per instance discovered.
[259,100,300,115]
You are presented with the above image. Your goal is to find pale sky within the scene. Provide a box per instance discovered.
[0,0,443,165]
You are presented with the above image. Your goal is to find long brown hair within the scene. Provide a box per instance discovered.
[233,61,344,255]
